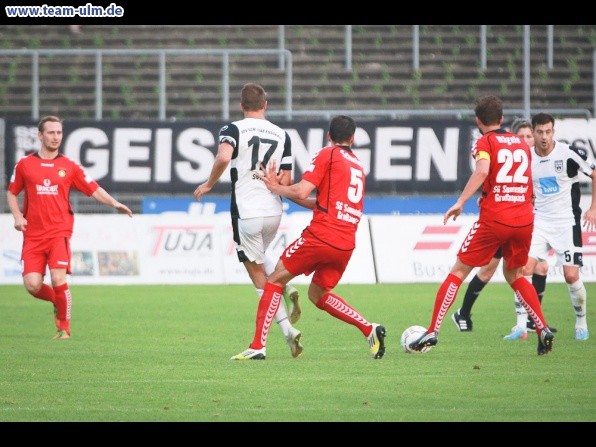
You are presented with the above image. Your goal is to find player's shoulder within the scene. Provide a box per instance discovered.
[20,151,39,160]
[569,144,589,161]
[219,121,237,134]
[16,151,44,166]
[55,153,78,164]
[555,141,588,160]
[315,145,335,157]
[254,117,286,135]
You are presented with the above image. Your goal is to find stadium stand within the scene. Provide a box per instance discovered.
[0,25,594,121]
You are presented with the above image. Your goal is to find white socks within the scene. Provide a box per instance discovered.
[568,279,588,329]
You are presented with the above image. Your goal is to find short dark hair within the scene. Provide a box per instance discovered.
[329,115,356,144]
[532,112,555,128]
[474,95,503,126]
[38,115,62,132]
[240,83,266,111]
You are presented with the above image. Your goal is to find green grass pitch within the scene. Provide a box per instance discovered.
[0,282,594,422]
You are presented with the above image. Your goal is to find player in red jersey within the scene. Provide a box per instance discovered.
[452,119,554,337]
[230,115,386,360]
[6,115,133,340]
[409,96,555,355]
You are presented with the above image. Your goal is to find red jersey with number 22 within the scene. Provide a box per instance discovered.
[301,145,365,250]
[473,129,534,226]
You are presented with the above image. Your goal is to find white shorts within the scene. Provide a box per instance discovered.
[529,222,583,267]
[233,215,282,264]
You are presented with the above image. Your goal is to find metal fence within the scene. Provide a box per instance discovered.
[1,39,593,122]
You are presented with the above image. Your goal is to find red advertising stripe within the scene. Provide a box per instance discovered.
[414,241,453,250]
[583,232,596,256]
[422,226,460,234]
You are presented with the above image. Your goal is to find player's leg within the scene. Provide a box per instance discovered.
[454,252,501,331]
[234,215,302,357]
[502,228,553,355]
[22,238,60,334]
[21,239,56,301]
[563,266,589,340]
[263,253,303,357]
[282,283,301,324]
[409,257,474,352]
[231,264,296,360]
[23,271,54,302]
[231,226,297,360]
[505,256,535,340]
[261,216,303,355]
[557,224,589,340]
[308,257,386,359]
[417,221,494,344]
[533,260,549,304]
[411,220,497,352]
[528,260,554,331]
[505,227,546,340]
[47,237,73,339]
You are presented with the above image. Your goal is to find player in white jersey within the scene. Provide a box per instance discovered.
[506,112,596,340]
[193,83,314,357]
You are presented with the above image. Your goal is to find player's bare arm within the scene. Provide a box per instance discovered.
[259,161,315,203]
[7,190,27,231]
[444,158,489,224]
[582,170,596,231]
[194,142,233,201]
[92,187,133,217]
[276,167,315,210]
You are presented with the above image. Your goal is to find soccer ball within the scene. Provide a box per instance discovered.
[400,325,432,353]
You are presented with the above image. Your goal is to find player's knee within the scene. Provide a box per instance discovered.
[23,279,42,296]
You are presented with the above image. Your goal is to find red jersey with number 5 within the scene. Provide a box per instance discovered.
[301,145,365,250]
[472,129,534,226]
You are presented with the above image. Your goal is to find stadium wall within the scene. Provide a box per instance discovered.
[1,210,595,285]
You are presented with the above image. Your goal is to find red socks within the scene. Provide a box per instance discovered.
[511,277,547,332]
[250,282,283,350]
[429,273,462,334]
[33,283,56,303]
[315,292,371,336]
[53,283,72,334]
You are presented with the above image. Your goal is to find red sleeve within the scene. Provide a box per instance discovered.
[71,162,100,196]
[7,159,24,195]
[302,146,331,187]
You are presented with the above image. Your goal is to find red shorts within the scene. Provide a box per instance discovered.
[457,219,533,270]
[21,237,72,275]
[280,233,353,291]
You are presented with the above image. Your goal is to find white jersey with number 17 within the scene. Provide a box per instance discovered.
[218,117,293,219]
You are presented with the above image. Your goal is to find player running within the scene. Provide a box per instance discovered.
[409,95,554,355]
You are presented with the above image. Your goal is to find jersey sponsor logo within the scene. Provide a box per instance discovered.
[36,178,59,195]
[414,225,461,250]
[538,176,559,195]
